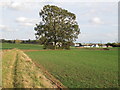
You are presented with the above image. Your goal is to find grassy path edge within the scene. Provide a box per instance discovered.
[2,49,66,88]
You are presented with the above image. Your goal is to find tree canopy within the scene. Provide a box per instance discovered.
[34,5,80,49]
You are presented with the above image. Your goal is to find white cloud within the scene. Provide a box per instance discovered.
[0,25,6,28]
[90,17,104,25]
[0,2,23,10]
[10,2,22,10]
[0,1,47,11]
[79,17,104,28]
[23,23,34,26]
[0,24,18,32]
[16,17,28,23]
[0,2,29,11]
[0,24,9,31]
[16,17,39,27]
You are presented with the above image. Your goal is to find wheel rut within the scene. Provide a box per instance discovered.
[2,49,65,88]
[13,53,19,88]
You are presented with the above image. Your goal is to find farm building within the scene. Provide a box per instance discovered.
[91,44,99,47]
[74,43,82,47]
[83,44,100,48]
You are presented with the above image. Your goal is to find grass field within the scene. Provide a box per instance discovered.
[1,43,119,88]
[25,49,118,88]
[1,43,43,50]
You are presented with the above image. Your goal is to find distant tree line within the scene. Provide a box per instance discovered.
[74,42,120,47]
[0,39,40,44]
[106,43,120,47]
[1,39,120,47]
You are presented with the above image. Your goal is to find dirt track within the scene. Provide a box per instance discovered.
[2,49,65,88]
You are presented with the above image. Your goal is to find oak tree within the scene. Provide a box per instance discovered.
[34,5,80,49]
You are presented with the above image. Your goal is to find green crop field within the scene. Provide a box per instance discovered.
[1,43,119,88]
[1,43,43,50]
[25,49,118,88]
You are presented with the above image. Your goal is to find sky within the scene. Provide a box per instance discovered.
[0,0,119,43]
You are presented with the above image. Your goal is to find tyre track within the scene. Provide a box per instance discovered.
[3,49,65,88]
[13,53,18,88]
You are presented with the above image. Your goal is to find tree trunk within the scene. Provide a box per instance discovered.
[54,42,57,50]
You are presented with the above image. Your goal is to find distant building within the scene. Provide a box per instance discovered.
[84,44,100,48]
[74,43,82,47]
[96,44,99,47]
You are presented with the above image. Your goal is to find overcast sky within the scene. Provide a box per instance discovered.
[0,0,119,43]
